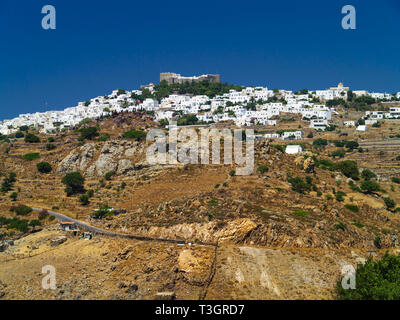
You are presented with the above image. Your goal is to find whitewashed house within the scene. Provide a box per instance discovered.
[285,145,302,154]
[356,125,368,132]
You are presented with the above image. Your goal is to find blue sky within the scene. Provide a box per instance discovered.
[0,0,399,120]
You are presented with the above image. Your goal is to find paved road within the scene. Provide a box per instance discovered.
[32,208,216,246]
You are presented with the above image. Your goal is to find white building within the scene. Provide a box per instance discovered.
[310,119,328,130]
[356,125,368,132]
[285,145,302,154]
[282,131,303,140]
[343,121,355,127]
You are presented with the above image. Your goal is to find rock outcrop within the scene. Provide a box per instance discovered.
[56,140,145,177]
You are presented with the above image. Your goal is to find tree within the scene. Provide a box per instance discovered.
[19,125,29,132]
[332,149,346,158]
[391,177,400,184]
[313,138,328,147]
[11,204,32,216]
[361,169,377,180]
[360,180,381,194]
[15,131,24,138]
[337,252,400,300]
[79,127,99,140]
[62,172,85,196]
[24,133,40,143]
[337,160,359,180]
[345,140,359,150]
[384,197,396,210]
[29,220,41,227]
[347,90,354,102]
[37,162,52,173]
[45,143,56,151]
[10,192,18,201]
[288,177,311,194]
[1,172,17,192]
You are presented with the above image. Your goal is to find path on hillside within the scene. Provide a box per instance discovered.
[32,208,217,246]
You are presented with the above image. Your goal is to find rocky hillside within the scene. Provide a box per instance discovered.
[1,112,400,299]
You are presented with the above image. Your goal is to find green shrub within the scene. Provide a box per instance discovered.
[122,129,146,141]
[326,194,334,200]
[348,180,362,192]
[374,236,381,249]
[24,133,40,143]
[37,162,52,173]
[229,170,236,177]
[384,197,396,210]
[360,180,381,194]
[15,131,24,138]
[345,141,359,150]
[23,153,40,161]
[257,165,269,174]
[335,191,347,202]
[313,138,328,147]
[10,205,32,216]
[313,157,335,171]
[335,222,347,231]
[79,127,99,140]
[45,143,56,151]
[19,125,29,132]
[288,177,311,194]
[5,218,29,232]
[79,194,90,206]
[104,171,115,181]
[334,140,346,147]
[10,192,18,201]
[391,177,400,184]
[337,252,400,300]
[344,204,359,213]
[62,172,85,196]
[332,149,346,158]
[1,172,16,192]
[29,220,41,227]
[337,160,359,180]
[96,134,110,141]
[352,220,364,228]
[361,169,377,180]
[87,189,94,198]
[293,210,310,217]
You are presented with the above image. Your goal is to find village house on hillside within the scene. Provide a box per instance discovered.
[0,77,398,136]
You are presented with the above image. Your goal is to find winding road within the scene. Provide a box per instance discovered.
[32,208,216,246]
